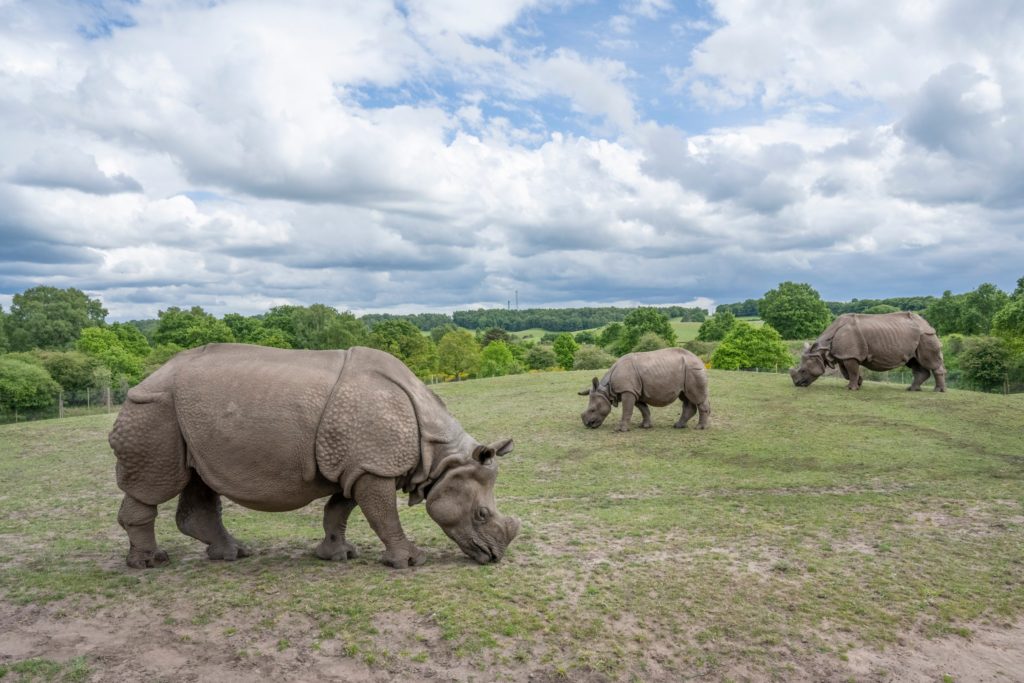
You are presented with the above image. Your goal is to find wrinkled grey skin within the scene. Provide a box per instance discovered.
[579,348,710,432]
[790,312,947,392]
[109,344,519,570]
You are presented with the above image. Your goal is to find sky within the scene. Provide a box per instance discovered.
[1,0,1022,320]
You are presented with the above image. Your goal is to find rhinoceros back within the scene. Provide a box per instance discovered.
[172,344,346,510]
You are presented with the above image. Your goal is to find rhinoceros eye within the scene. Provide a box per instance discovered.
[474,507,491,523]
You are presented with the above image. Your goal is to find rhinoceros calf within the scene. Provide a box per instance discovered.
[108,344,520,569]
[578,348,710,431]
[790,312,947,392]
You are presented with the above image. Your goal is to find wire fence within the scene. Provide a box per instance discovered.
[0,385,129,425]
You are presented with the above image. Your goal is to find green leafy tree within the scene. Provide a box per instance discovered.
[696,310,736,341]
[632,332,669,353]
[598,322,624,350]
[552,333,579,370]
[223,313,266,343]
[758,282,832,340]
[154,306,234,348]
[481,328,513,346]
[863,304,900,314]
[617,307,677,353]
[6,286,107,351]
[75,327,144,384]
[710,322,794,370]
[573,345,616,370]
[525,345,557,370]
[992,279,1024,350]
[370,319,437,379]
[959,337,1012,392]
[143,344,183,378]
[574,330,598,345]
[437,330,481,380]
[292,305,368,349]
[922,290,962,335]
[111,323,151,357]
[35,351,97,393]
[960,283,1009,336]
[0,357,60,413]
[0,304,7,353]
[251,327,293,348]
[478,341,518,378]
[260,305,301,346]
[430,323,459,344]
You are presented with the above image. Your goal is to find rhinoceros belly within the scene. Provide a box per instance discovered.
[173,344,344,511]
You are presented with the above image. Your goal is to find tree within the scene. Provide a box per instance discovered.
[574,330,598,345]
[924,283,1010,336]
[863,304,900,314]
[525,345,557,370]
[369,319,437,379]
[0,304,7,353]
[992,287,1024,350]
[143,344,183,378]
[552,333,579,370]
[710,322,794,370]
[111,323,152,357]
[573,345,616,370]
[35,351,97,393]
[154,306,234,348]
[696,310,736,342]
[959,337,1012,392]
[437,330,481,380]
[618,307,677,353]
[598,322,624,350]
[223,313,266,343]
[631,332,669,353]
[0,357,60,413]
[478,341,518,378]
[758,282,832,340]
[430,323,459,344]
[76,327,145,384]
[292,305,368,349]
[481,328,513,346]
[6,286,107,351]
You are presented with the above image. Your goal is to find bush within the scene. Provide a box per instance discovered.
[552,333,579,370]
[696,310,736,341]
[0,357,60,412]
[525,345,558,370]
[631,332,669,353]
[682,340,716,362]
[478,341,519,378]
[759,282,832,340]
[710,322,794,370]
[959,337,1013,392]
[573,345,616,370]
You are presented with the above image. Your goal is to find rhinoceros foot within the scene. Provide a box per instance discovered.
[315,539,359,561]
[126,546,169,569]
[382,543,426,568]
[206,539,252,561]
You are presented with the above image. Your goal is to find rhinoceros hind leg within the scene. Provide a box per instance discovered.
[175,472,251,561]
[906,359,930,392]
[353,474,425,568]
[315,493,359,561]
[675,399,696,429]
[695,400,711,430]
[636,402,653,429]
[840,359,862,390]
[933,367,947,392]
[119,494,169,569]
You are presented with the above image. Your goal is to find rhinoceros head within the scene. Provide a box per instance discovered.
[790,342,827,387]
[424,438,520,564]
[578,376,613,428]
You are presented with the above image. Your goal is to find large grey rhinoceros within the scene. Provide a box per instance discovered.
[108,344,520,569]
[578,348,710,431]
[790,312,947,391]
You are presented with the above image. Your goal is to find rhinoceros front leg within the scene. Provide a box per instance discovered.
[932,366,947,392]
[353,474,426,568]
[906,359,931,392]
[175,473,251,561]
[636,401,653,429]
[615,393,636,432]
[839,359,862,390]
[675,398,695,429]
[315,493,359,561]
[119,494,169,569]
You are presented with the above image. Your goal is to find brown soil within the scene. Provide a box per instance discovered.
[2,599,1022,682]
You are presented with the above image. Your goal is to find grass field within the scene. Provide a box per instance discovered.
[2,371,1023,680]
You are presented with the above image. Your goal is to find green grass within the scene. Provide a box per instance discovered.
[1,371,1022,679]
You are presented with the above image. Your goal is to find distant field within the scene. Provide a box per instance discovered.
[2,371,1022,680]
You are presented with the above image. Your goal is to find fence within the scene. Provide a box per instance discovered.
[736,365,1022,394]
[0,384,129,425]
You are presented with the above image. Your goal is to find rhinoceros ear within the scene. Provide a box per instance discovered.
[592,376,599,389]
[577,387,591,395]
[473,438,514,465]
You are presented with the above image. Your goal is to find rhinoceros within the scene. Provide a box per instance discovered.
[578,348,710,431]
[789,312,947,391]
[108,344,520,569]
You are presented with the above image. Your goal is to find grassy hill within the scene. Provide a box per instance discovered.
[1,371,1022,680]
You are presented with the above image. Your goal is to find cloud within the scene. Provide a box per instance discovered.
[11,147,142,194]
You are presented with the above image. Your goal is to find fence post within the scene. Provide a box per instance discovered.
[87,388,91,410]
[59,390,64,419]
[106,386,111,413]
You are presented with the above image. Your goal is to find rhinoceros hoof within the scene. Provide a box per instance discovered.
[126,547,169,569]
[694,423,708,430]
[613,425,630,432]
[673,421,688,429]
[207,541,252,561]
[315,540,359,561]
[382,545,426,568]
[934,387,946,393]
[639,423,653,429]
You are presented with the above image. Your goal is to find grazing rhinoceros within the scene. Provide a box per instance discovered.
[108,344,520,569]
[578,348,710,432]
[789,312,947,392]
